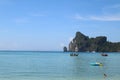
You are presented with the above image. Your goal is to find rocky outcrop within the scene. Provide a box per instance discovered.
[68,31,120,52]
[63,46,67,52]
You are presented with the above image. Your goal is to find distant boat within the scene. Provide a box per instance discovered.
[90,62,103,66]
[70,53,79,56]
[101,53,108,56]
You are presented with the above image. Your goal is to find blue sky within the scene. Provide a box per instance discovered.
[0,0,120,51]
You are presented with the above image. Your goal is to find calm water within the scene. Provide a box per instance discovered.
[0,51,120,80]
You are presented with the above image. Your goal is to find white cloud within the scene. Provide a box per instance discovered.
[13,13,46,24]
[90,15,120,21]
[73,14,120,21]
[73,14,86,20]
[73,4,120,21]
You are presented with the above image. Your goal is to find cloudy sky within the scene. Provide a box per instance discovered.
[0,0,120,51]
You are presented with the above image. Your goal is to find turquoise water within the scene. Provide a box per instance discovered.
[0,51,120,80]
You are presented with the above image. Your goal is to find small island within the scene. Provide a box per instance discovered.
[64,31,120,52]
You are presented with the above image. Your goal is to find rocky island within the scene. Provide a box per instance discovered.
[64,31,120,52]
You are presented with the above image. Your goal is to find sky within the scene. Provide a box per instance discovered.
[0,0,120,51]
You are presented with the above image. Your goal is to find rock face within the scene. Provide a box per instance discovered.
[68,31,120,52]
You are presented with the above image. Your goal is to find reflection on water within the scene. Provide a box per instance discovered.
[0,51,120,80]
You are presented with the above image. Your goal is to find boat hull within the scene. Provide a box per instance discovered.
[90,62,103,66]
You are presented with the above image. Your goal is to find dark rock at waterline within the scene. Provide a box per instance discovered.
[63,46,67,52]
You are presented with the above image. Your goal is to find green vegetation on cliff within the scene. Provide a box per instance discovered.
[68,32,120,52]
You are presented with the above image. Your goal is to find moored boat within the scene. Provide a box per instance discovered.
[90,62,103,66]
[70,53,79,56]
[101,53,108,56]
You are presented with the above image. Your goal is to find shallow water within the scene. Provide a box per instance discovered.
[0,51,119,80]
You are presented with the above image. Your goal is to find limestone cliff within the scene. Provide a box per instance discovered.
[68,31,120,52]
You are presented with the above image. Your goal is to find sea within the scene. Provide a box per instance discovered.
[0,51,120,80]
